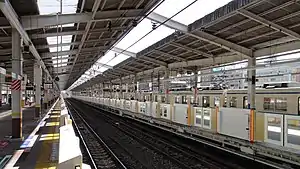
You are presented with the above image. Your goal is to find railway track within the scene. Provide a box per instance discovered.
[83,103,235,169]
[65,100,127,169]
[68,100,182,169]
[67,99,252,169]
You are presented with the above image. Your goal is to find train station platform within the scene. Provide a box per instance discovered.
[2,97,84,169]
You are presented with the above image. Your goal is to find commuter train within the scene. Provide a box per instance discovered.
[142,81,300,115]
[74,81,300,149]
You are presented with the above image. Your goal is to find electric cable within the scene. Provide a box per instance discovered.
[71,0,199,90]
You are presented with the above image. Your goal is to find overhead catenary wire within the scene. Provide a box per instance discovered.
[71,0,200,90]
[69,0,168,89]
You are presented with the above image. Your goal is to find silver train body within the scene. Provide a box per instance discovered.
[74,84,300,150]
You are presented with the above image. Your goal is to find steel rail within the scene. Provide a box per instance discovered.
[65,100,127,169]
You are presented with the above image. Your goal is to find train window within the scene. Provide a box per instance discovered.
[214,97,220,107]
[223,97,227,107]
[275,97,287,112]
[182,96,187,104]
[264,97,275,111]
[163,107,168,117]
[160,107,163,116]
[190,96,194,104]
[161,96,166,103]
[264,97,287,112]
[229,97,237,108]
[195,109,202,125]
[243,96,248,109]
[155,96,158,102]
[202,96,210,108]
[175,96,180,103]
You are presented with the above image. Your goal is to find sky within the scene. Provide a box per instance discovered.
[37,0,236,90]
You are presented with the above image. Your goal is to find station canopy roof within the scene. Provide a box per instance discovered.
[72,0,300,91]
[68,0,235,90]
[1,0,300,91]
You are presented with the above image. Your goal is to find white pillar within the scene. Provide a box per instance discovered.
[193,69,198,104]
[247,57,256,143]
[34,61,42,118]
[11,29,23,138]
[0,67,6,107]
[21,74,27,107]
[164,69,170,103]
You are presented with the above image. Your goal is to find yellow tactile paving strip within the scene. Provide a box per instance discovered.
[34,104,61,169]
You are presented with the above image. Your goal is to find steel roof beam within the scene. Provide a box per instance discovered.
[36,38,115,49]
[21,9,143,30]
[237,9,300,40]
[30,26,127,39]
[254,40,300,57]
[0,48,12,55]
[214,1,298,36]
[94,62,113,69]
[147,12,252,58]
[36,42,80,49]
[0,37,10,43]
[43,56,75,61]
[0,0,57,89]
[114,68,133,74]
[147,12,188,32]
[66,0,103,88]
[153,49,185,61]
[111,46,167,66]
[111,46,136,57]
[170,42,213,58]
[41,50,79,58]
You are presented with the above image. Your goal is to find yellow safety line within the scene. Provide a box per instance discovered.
[11,112,21,118]
[35,105,60,169]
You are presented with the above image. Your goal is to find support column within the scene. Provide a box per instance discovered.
[134,75,138,100]
[120,77,123,99]
[110,81,113,99]
[150,72,153,102]
[0,67,6,107]
[21,74,27,107]
[193,69,198,104]
[101,83,104,98]
[34,61,42,118]
[164,69,170,103]
[248,57,256,143]
[11,29,23,138]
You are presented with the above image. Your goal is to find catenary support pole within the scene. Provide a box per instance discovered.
[248,57,256,143]
[34,61,42,118]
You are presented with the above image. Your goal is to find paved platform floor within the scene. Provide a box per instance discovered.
[0,104,10,114]
[3,100,60,169]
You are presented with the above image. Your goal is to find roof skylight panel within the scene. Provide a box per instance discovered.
[53,63,67,67]
[154,0,232,25]
[49,46,70,52]
[115,19,174,53]
[52,55,69,60]
[107,54,130,66]
[53,59,68,64]
[97,51,116,64]
[37,0,78,15]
